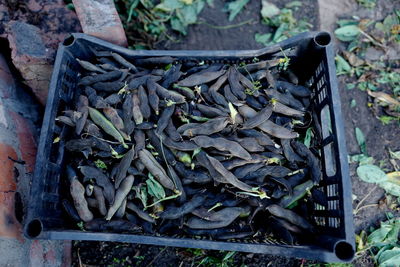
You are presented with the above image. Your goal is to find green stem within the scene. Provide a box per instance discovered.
[195,19,254,30]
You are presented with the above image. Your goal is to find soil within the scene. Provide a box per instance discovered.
[69,0,400,266]
[155,0,318,50]
[73,241,305,267]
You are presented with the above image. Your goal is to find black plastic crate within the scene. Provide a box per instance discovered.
[25,32,355,262]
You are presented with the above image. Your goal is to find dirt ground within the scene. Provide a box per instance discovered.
[155,0,318,50]
[71,0,400,266]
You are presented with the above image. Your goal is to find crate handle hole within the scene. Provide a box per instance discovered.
[314,32,331,47]
[63,35,75,47]
[26,219,43,238]
[334,241,354,261]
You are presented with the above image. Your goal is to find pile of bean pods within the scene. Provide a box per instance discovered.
[58,50,322,245]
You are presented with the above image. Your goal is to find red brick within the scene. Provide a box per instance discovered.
[10,111,37,173]
[29,240,44,267]
[44,247,56,265]
[61,241,72,267]
[0,143,22,240]
[72,0,128,47]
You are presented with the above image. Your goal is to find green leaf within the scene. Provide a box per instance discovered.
[178,4,198,25]
[379,116,397,125]
[206,0,214,7]
[355,127,366,154]
[272,23,288,42]
[367,224,392,244]
[303,127,313,148]
[389,150,400,160]
[337,19,359,27]
[379,247,400,266]
[222,251,236,262]
[357,164,388,184]
[348,154,374,165]
[346,83,356,90]
[334,25,360,42]
[155,0,184,12]
[135,184,148,207]
[255,33,272,46]
[350,99,357,108]
[356,0,376,8]
[146,174,166,200]
[379,181,400,197]
[261,0,280,20]
[171,16,187,35]
[335,55,352,75]
[94,159,107,169]
[224,0,250,21]
[192,147,202,159]
[194,0,205,13]
[385,220,400,243]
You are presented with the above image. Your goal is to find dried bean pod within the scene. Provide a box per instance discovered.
[106,175,134,220]
[138,149,175,190]
[159,195,206,220]
[111,52,138,72]
[88,107,127,146]
[103,107,130,141]
[192,136,251,160]
[132,92,143,125]
[93,185,107,216]
[271,100,304,117]
[77,59,106,73]
[70,177,93,222]
[291,141,321,184]
[156,104,175,136]
[165,119,181,141]
[138,85,151,119]
[228,67,246,100]
[241,105,272,129]
[146,78,160,115]
[206,154,255,192]
[161,64,182,88]
[181,117,229,137]
[186,207,247,229]
[115,197,127,219]
[175,162,211,184]
[104,93,122,105]
[92,81,125,92]
[276,80,311,97]
[79,70,122,86]
[126,202,155,223]
[266,204,313,231]
[177,69,226,87]
[76,95,89,135]
[80,166,115,204]
[114,147,135,189]
[196,104,227,118]
[134,56,175,66]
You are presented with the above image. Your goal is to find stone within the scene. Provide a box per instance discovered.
[0,0,81,104]
[6,21,53,105]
